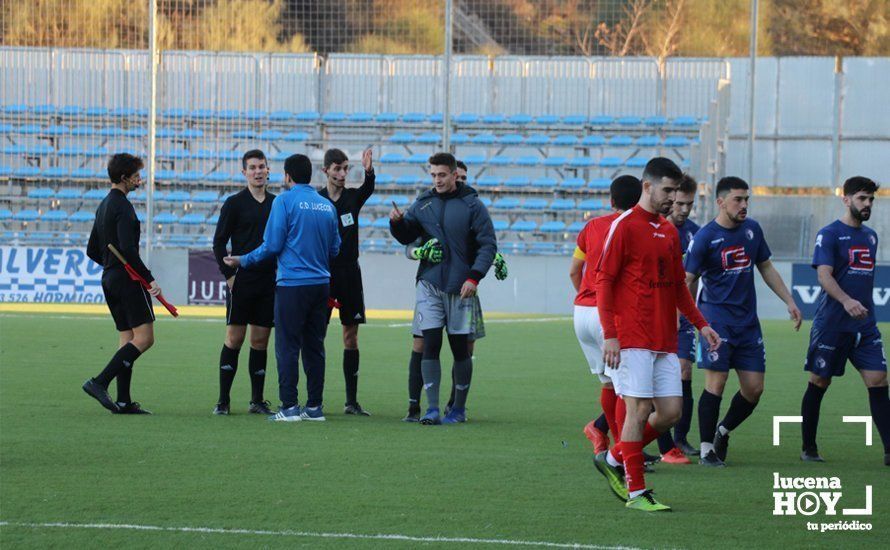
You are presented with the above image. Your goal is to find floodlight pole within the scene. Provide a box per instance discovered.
[746,0,758,186]
[442,0,453,151]
[146,0,159,264]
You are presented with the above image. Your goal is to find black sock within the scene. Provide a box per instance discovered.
[720,390,758,432]
[116,363,132,404]
[801,382,827,451]
[218,344,239,405]
[94,343,141,388]
[248,348,267,403]
[593,413,609,435]
[698,389,722,444]
[408,351,423,411]
[343,348,359,405]
[657,431,675,454]
[452,358,472,410]
[447,364,456,409]
[674,379,694,442]
[867,385,890,453]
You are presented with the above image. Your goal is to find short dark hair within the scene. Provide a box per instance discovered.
[242,149,266,170]
[107,153,144,184]
[323,148,348,169]
[642,157,683,185]
[843,176,879,196]
[716,176,749,198]
[455,160,467,172]
[610,175,642,210]
[428,152,456,172]
[678,173,698,195]
[284,154,312,184]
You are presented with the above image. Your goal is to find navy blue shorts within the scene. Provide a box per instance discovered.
[698,322,765,373]
[804,324,886,379]
[677,321,696,362]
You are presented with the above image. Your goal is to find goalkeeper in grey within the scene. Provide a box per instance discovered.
[389,152,497,425]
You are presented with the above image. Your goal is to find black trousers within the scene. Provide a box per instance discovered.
[274,284,330,408]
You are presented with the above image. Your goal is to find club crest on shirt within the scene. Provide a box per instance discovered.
[745,228,754,240]
[815,234,823,247]
[869,234,877,246]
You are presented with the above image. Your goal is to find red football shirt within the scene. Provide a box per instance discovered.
[574,212,620,307]
[596,205,708,353]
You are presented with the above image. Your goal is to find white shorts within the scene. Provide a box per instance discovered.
[574,305,610,383]
[606,349,682,398]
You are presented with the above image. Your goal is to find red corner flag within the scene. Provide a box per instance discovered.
[107,244,179,317]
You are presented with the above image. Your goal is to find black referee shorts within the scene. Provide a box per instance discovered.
[226,275,275,327]
[329,263,366,325]
[102,268,155,332]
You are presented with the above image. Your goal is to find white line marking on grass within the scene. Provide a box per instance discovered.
[383,317,571,328]
[0,521,640,549]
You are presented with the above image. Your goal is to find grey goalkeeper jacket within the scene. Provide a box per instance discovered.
[390,184,497,294]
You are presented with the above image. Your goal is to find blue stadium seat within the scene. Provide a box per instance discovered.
[510,220,538,232]
[529,242,560,255]
[42,167,69,179]
[124,127,147,138]
[462,154,486,165]
[178,128,203,139]
[179,213,206,226]
[45,125,70,136]
[322,112,347,123]
[31,104,57,116]
[568,157,595,168]
[475,175,501,188]
[608,135,634,147]
[371,217,390,229]
[0,165,11,178]
[507,114,533,125]
[0,124,13,134]
[540,221,567,233]
[268,173,284,183]
[155,170,176,181]
[136,211,145,222]
[522,198,548,210]
[242,110,266,121]
[553,134,579,146]
[13,209,39,221]
[25,144,54,156]
[496,133,524,145]
[470,133,496,145]
[207,172,235,183]
[504,176,530,188]
[374,174,394,185]
[489,155,511,166]
[2,144,26,154]
[492,218,510,231]
[395,175,420,187]
[534,115,559,125]
[268,151,288,162]
[550,199,575,212]
[190,109,214,120]
[164,190,191,202]
[359,215,374,226]
[257,130,283,140]
[499,241,527,255]
[161,108,187,118]
[0,208,12,220]
[599,157,622,168]
[387,196,411,207]
[28,188,55,199]
[13,167,41,178]
[562,114,587,125]
[625,157,648,168]
[295,111,320,122]
[155,127,177,138]
[41,210,69,222]
[217,151,240,161]
[401,113,426,124]
[579,198,604,210]
[542,156,567,167]
[348,112,373,123]
[454,113,479,125]
[3,104,27,115]
[69,210,95,222]
[389,132,414,144]
[590,115,614,125]
[671,116,697,127]
[532,176,557,188]
[85,106,108,117]
[568,220,586,232]
[588,178,611,190]
[636,135,661,147]
[154,212,180,224]
[644,116,668,127]
[479,197,493,207]
[617,116,642,126]
[232,130,255,139]
[428,113,444,124]
[84,147,108,158]
[206,214,220,226]
[55,188,83,200]
[379,153,405,164]
[482,114,506,124]
[416,133,439,144]
[83,189,107,200]
[581,135,606,147]
[560,178,586,189]
[450,133,470,144]
[375,112,399,123]
[364,197,382,207]
[515,156,540,167]
[493,197,521,210]
[58,105,83,117]
[98,127,124,137]
[525,134,550,146]
[177,171,202,182]
[129,190,146,202]
[406,153,428,165]
[269,110,293,121]
[664,136,690,147]
[110,107,139,118]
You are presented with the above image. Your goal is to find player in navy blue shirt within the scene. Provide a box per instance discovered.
[800,176,889,465]
[685,177,802,467]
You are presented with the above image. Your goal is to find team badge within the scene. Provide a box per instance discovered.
[870,234,877,246]
[709,351,719,362]
[816,357,826,370]
[745,229,754,240]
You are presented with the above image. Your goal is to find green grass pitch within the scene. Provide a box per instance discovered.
[1,313,887,549]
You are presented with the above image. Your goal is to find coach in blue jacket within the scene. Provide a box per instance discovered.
[225,154,341,422]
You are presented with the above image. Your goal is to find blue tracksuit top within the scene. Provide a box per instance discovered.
[241,183,340,286]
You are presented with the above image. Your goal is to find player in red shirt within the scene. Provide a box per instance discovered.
[593,158,721,512]
[571,176,642,455]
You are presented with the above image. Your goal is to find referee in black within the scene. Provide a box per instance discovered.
[83,153,159,415]
[211,149,276,415]
[318,148,375,416]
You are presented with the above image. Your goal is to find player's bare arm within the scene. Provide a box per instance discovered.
[815,264,869,320]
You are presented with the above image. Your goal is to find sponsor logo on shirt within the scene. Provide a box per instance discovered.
[815,234,823,247]
[721,246,752,271]
[848,246,874,272]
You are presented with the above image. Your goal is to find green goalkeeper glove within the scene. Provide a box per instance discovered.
[494,252,508,280]
[411,238,443,263]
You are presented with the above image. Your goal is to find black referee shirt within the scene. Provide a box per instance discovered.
[86,188,154,282]
[318,170,375,268]
[213,187,276,282]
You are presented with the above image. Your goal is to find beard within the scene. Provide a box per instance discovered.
[851,204,871,221]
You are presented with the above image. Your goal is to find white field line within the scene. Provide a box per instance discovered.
[0,520,641,550]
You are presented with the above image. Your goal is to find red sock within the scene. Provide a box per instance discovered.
[642,422,661,446]
[609,397,627,461]
[600,387,619,438]
[621,440,646,493]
